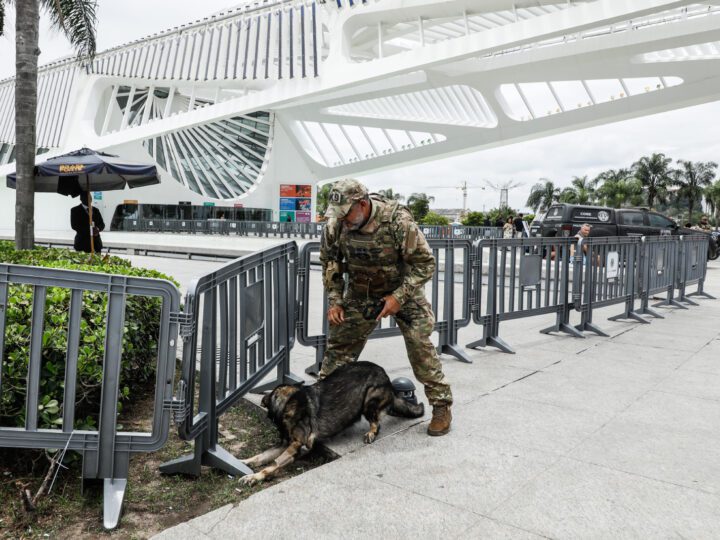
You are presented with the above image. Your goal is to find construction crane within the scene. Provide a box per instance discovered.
[484,179,523,209]
[425,180,486,219]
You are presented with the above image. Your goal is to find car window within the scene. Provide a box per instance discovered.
[648,213,674,228]
[544,206,563,221]
[619,211,645,226]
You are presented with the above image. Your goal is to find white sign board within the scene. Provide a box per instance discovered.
[606,251,619,279]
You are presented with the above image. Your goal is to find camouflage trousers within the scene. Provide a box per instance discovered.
[320,295,453,406]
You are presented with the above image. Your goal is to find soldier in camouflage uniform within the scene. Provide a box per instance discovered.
[319,178,453,436]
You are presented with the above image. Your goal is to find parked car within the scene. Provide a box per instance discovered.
[535,203,717,259]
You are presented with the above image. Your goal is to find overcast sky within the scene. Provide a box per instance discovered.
[2,1,719,213]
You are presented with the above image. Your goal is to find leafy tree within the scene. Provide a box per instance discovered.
[420,212,449,226]
[594,169,642,208]
[316,183,333,218]
[2,0,98,249]
[526,179,560,212]
[632,153,674,209]
[461,211,485,226]
[705,180,720,227]
[558,175,595,204]
[406,192,434,222]
[377,188,405,202]
[673,160,718,223]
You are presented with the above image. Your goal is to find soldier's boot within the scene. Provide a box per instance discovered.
[427,405,452,436]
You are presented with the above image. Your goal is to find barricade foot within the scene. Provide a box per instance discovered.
[159,451,202,477]
[204,445,254,477]
[540,322,585,339]
[679,297,699,306]
[575,322,609,337]
[687,291,716,300]
[638,306,664,319]
[652,299,688,310]
[103,478,127,530]
[608,311,650,324]
[304,362,322,377]
[466,336,515,354]
[439,344,473,363]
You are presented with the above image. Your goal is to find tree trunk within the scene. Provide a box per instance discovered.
[14,0,40,250]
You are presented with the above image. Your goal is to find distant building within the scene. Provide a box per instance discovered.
[434,209,464,222]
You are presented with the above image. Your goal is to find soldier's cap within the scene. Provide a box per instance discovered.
[324,178,368,219]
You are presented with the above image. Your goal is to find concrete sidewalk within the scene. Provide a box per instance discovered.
[154,262,720,539]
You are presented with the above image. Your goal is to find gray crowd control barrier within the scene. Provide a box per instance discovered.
[0,263,181,529]
[675,235,715,304]
[572,236,646,337]
[637,235,685,316]
[467,237,579,354]
[297,239,474,376]
[421,225,502,241]
[160,242,303,479]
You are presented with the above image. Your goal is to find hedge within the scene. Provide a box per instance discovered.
[0,241,178,430]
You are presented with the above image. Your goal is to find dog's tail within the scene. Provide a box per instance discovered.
[390,396,425,418]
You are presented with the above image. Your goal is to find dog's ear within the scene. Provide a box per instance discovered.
[260,391,272,409]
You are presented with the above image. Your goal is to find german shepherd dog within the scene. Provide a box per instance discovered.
[240,361,424,485]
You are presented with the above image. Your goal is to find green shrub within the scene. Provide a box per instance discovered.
[420,212,450,226]
[0,241,178,430]
[461,211,485,226]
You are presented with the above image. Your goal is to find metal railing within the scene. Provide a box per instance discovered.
[0,263,181,529]
[160,242,303,478]
[296,238,474,376]
[467,237,578,354]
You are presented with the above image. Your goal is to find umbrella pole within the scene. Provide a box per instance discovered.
[87,176,95,256]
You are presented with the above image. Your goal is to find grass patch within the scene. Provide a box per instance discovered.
[0,388,334,539]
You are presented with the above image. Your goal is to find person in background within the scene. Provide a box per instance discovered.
[698,215,712,231]
[513,213,524,238]
[71,190,104,253]
[503,217,515,239]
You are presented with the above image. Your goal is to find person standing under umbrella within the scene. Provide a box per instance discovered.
[71,189,104,253]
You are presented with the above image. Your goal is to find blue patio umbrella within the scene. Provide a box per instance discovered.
[7,147,160,254]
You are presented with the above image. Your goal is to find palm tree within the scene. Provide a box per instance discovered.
[705,180,720,227]
[594,168,642,208]
[526,178,560,213]
[673,160,718,223]
[406,192,435,221]
[558,175,595,205]
[315,184,333,218]
[377,188,405,202]
[632,153,674,209]
[2,0,97,249]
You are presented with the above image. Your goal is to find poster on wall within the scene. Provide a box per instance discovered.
[279,184,313,222]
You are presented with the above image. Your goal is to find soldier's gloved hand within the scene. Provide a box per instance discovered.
[377,295,401,321]
[327,305,345,326]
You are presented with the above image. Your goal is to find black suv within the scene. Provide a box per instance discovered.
[536,204,718,259]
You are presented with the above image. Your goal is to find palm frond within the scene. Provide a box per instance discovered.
[40,0,97,59]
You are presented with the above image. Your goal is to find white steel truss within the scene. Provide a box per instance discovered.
[0,0,719,211]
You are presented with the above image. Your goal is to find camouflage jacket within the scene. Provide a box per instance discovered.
[320,195,436,307]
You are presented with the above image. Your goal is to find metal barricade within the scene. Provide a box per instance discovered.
[160,242,302,478]
[571,236,646,337]
[297,239,474,376]
[193,220,208,234]
[145,218,162,232]
[637,236,684,316]
[227,221,241,235]
[123,217,141,231]
[467,237,578,354]
[207,219,228,235]
[177,219,193,234]
[0,264,180,529]
[675,235,715,304]
[162,219,180,233]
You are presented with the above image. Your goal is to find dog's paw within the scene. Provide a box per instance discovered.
[363,431,377,444]
[240,458,256,468]
[239,472,264,486]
